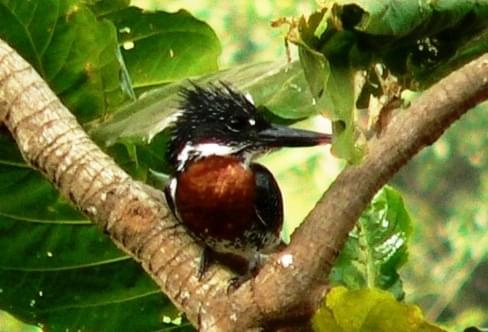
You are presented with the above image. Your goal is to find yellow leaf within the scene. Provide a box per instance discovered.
[313,287,446,332]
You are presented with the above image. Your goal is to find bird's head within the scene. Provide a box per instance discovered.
[167,83,331,171]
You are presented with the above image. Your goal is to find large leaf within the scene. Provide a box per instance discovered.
[329,186,412,299]
[323,0,432,36]
[0,1,221,330]
[104,6,221,90]
[319,0,475,36]
[89,61,325,147]
[0,0,132,123]
[87,60,330,180]
[0,263,174,331]
[313,286,446,332]
[0,130,190,331]
[0,310,41,332]
[0,0,222,123]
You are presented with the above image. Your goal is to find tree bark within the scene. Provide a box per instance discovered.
[1,38,488,331]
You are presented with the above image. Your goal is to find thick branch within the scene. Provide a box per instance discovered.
[0,39,233,330]
[226,52,488,327]
[1,36,488,331]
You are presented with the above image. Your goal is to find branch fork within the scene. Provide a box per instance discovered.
[1,39,487,331]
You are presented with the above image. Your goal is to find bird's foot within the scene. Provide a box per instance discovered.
[226,253,261,293]
[227,274,252,294]
[197,246,212,281]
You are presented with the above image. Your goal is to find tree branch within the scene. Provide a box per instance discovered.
[1,38,488,331]
[0,39,231,330]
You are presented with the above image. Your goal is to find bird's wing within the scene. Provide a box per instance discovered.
[250,163,283,232]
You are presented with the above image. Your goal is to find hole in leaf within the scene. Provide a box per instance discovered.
[341,4,366,29]
[333,120,346,134]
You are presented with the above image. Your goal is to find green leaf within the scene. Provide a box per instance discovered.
[89,60,324,148]
[313,287,446,332]
[0,0,57,72]
[87,0,130,17]
[309,1,488,83]
[0,310,42,332]
[104,6,221,89]
[290,10,364,163]
[0,130,183,331]
[322,0,479,36]
[240,61,322,120]
[323,61,364,163]
[0,2,222,329]
[290,1,488,163]
[295,9,331,100]
[0,0,133,123]
[329,186,412,299]
[86,61,329,181]
[0,1,223,121]
[298,48,329,101]
[328,0,432,36]
[0,264,179,331]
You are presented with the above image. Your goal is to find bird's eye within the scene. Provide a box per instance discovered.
[227,115,254,132]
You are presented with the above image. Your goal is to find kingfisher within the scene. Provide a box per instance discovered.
[164,82,331,282]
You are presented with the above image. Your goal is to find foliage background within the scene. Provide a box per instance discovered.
[0,0,486,331]
[134,0,488,330]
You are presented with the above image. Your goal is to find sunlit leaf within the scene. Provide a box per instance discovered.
[0,310,41,332]
[313,287,446,332]
[88,60,328,181]
[104,6,221,89]
[90,61,324,146]
[0,0,132,123]
[330,186,412,299]
[0,0,223,329]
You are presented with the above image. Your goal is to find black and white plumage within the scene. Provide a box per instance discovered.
[164,82,331,280]
[167,83,271,171]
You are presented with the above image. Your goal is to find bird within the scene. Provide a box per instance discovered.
[164,82,332,284]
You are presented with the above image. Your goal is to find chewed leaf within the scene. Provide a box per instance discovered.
[328,0,431,36]
[288,9,363,163]
[289,1,488,163]
[323,0,475,36]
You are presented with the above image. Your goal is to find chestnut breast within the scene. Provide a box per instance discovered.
[175,155,256,241]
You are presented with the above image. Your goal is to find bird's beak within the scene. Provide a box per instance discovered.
[256,124,332,147]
